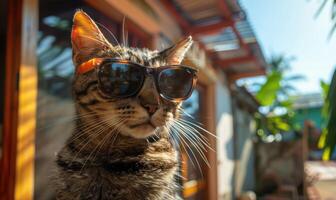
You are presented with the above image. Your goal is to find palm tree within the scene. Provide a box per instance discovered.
[315,0,336,38]
[314,0,336,159]
[319,70,336,160]
[255,55,304,136]
[256,55,304,111]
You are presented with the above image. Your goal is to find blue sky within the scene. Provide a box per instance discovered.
[240,0,336,94]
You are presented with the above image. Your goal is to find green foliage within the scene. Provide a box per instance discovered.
[320,80,330,120]
[254,55,303,137]
[256,72,282,106]
[314,0,336,38]
[320,69,336,160]
[313,0,336,159]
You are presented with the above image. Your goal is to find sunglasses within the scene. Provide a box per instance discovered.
[76,58,198,102]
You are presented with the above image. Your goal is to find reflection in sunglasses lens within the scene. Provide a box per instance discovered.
[158,68,194,99]
[98,63,144,97]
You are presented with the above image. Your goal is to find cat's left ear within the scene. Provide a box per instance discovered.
[159,36,193,65]
[71,10,111,65]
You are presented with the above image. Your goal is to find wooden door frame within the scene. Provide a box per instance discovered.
[1,0,22,199]
[181,59,218,200]
[0,0,38,200]
[198,70,217,200]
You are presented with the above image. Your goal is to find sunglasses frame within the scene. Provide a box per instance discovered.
[77,58,198,102]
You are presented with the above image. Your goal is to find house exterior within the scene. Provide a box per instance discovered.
[0,0,266,200]
[293,93,324,130]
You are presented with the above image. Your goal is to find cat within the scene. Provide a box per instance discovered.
[54,10,197,200]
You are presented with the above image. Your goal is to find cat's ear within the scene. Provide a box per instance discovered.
[71,10,111,65]
[159,36,193,65]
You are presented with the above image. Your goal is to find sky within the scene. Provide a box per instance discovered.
[240,0,336,94]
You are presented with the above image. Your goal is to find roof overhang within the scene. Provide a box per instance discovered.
[160,0,266,81]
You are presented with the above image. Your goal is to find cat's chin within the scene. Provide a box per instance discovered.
[121,123,158,139]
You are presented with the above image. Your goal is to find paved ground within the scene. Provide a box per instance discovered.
[306,161,336,200]
[315,180,336,200]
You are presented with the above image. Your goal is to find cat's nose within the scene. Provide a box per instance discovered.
[138,78,160,115]
[142,103,158,115]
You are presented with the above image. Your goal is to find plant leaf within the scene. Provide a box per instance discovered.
[256,72,282,106]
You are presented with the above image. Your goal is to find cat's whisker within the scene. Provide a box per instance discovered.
[175,118,211,143]
[174,119,214,152]
[79,127,112,173]
[66,113,122,143]
[80,119,125,172]
[177,107,196,120]
[177,108,206,127]
[165,123,179,151]
[179,118,218,139]
[126,30,129,47]
[78,35,110,48]
[95,21,121,48]
[169,125,204,179]
[90,120,125,164]
[173,121,208,152]
[61,116,108,144]
[172,121,210,167]
[122,16,126,47]
[70,125,107,165]
[70,117,124,164]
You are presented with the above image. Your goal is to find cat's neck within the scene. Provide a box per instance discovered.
[66,125,173,162]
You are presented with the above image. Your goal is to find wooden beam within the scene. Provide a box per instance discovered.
[217,0,232,19]
[216,56,255,67]
[232,25,245,48]
[231,25,254,57]
[190,20,232,36]
[228,70,266,81]
[103,0,161,35]
[159,0,190,29]
[197,41,216,59]
[216,0,253,57]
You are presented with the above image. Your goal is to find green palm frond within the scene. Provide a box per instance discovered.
[256,71,282,106]
[314,0,328,18]
[315,0,336,38]
[254,54,304,136]
[284,74,306,81]
[322,68,336,160]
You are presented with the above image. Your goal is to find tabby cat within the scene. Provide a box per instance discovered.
[55,10,199,200]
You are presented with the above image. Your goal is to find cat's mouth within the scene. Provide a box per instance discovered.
[129,121,156,129]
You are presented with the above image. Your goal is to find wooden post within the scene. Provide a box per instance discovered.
[1,0,22,199]
[14,0,38,199]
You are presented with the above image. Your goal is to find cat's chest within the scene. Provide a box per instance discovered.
[57,136,179,199]
[72,159,178,200]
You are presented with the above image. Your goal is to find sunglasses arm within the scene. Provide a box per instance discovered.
[76,58,104,74]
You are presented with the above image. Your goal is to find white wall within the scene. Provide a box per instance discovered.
[215,72,234,200]
[234,108,256,196]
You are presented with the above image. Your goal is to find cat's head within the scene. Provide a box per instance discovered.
[71,11,194,139]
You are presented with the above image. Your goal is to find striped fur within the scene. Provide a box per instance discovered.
[55,11,193,200]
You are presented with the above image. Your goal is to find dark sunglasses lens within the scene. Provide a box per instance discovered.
[98,62,144,97]
[158,68,195,100]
